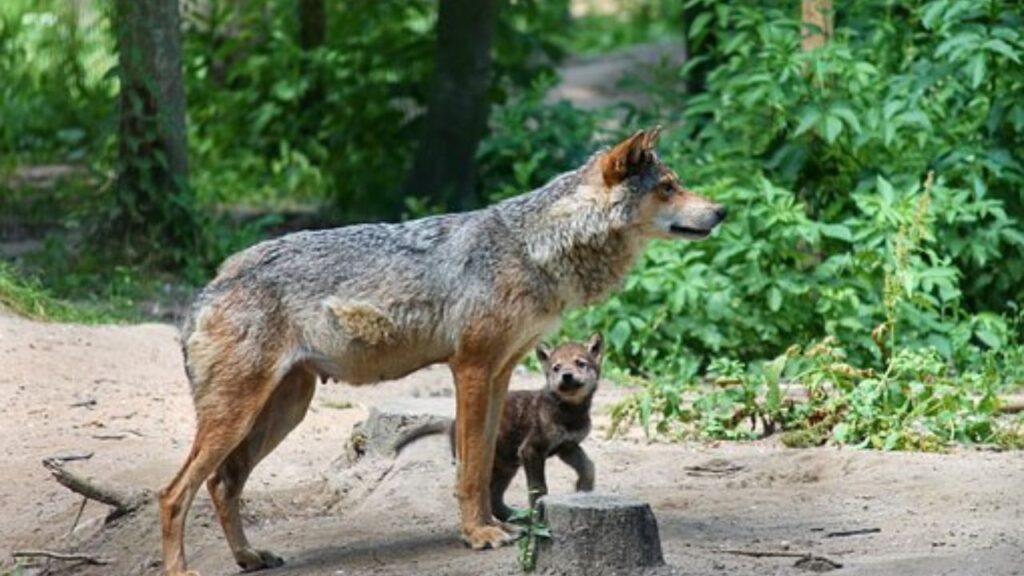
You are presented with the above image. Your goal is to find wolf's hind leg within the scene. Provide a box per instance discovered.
[159,373,278,576]
[206,365,316,571]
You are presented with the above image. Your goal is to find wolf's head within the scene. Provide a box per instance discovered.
[536,333,603,405]
[595,126,726,240]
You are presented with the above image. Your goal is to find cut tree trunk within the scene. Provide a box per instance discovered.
[537,492,665,575]
[403,0,499,210]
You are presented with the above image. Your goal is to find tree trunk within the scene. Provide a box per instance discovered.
[801,0,833,52]
[297,0,326,137]
[113,0,195,258]
[297,0,326,51]
[403,0,499,210]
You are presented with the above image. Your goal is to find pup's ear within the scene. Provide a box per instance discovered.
[535,342,552,366]
[586,332,604,361]
[601,129,652,186]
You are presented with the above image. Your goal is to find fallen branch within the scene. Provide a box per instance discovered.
[716,548,843,570]
[42,458,151,520]
[47,450,94,463]
[717,548,811,559]
[12,549,108,565]
[825,527,881,538]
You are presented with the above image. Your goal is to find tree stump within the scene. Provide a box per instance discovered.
[536,492,665,575]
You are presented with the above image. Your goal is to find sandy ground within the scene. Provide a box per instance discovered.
[2,312,1023,576]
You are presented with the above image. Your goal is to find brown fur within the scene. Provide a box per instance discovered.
[394,335,603,521]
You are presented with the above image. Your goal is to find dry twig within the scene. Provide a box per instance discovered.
[12,549,108,565]
[42,458,150,520]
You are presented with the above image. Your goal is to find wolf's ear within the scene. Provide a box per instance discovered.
[643,125,663,149]
[601,128,656,186]
[535,342,552,366]
[586,332,604,361]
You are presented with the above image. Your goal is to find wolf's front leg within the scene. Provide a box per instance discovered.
[451,360,516,549]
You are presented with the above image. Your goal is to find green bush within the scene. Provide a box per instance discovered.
[565,0,1024,448]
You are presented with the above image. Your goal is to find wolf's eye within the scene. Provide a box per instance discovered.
[658,182,675,197]
[552,363,562,372]
[575,358,589,369]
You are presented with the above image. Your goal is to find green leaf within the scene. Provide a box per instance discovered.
[823,115,843,144]
[767,286,782,312]
[877,176,896,203]
[983,39,1021,63]
[609,320,631,350]
[967,54,986,88]
[830,105,862,133]
[833,423,850,443]
[975,329,1002,349]
[794,108,821,136]
[820,223,853,242]
[689,12,713,41]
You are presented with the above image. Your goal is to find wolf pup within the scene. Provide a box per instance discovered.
[159,126,725,576]
[394,333,603,521]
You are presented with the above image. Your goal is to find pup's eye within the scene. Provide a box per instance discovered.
[552,363,562,372]
[575,359,589,369]
[658,182,675,197]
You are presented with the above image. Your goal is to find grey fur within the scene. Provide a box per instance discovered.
[181,148,724,394]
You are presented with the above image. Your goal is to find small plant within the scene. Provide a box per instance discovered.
[512,496,552,573]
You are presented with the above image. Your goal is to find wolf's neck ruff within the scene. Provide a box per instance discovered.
[496,157,644,307]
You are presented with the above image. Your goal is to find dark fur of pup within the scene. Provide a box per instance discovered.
[393,333,603,520]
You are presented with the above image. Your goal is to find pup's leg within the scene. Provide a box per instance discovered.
[519,445,548,509]
[159,372,278,576]
[206,365,316,571]
[558,444,595,492]
[451,359,515,549]
[489,464,520,522]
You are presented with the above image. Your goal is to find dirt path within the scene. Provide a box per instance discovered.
[2,313,1023,576]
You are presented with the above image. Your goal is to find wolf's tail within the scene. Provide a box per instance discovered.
[392,419,454,457]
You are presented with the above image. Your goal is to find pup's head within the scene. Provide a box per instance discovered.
[596,126,726,240]
[536,333,603,404]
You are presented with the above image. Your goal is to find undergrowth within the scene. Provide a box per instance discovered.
[0,261,131,323]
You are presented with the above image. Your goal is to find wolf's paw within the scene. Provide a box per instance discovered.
[236,548,285,572]
[461,524,516,550]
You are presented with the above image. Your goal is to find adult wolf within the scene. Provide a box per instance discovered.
[159,127,725,575]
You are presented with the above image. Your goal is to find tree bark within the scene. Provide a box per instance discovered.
[536,492,664,576]
[297,0,326,138]
[297,0,326,51]
[801,0,833,52]
[113,0,195,255]
[403,0,499,210]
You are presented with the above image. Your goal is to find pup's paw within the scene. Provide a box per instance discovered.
[499,520,527,539]
[236,548,285,572]
[461,524,516,550]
